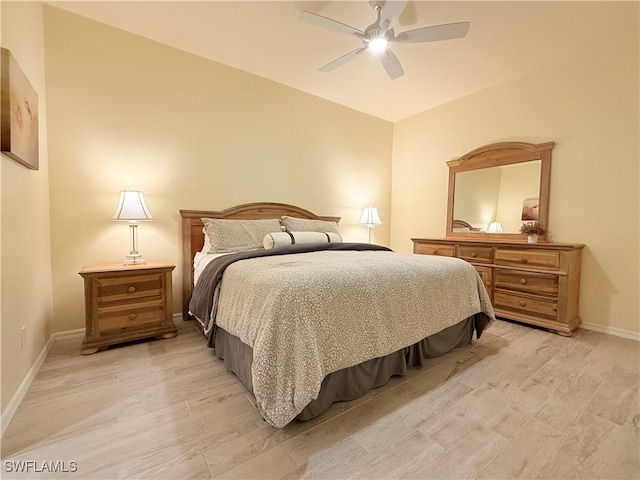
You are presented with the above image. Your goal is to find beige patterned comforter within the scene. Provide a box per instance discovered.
[211,249,495,427]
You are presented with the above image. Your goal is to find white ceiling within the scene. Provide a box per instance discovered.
[46,1,601,122]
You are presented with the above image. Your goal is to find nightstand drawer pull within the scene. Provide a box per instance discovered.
[470,252,477,257]
[128,286,136,293]
[519,301,527,307]
[521,258,528,264]
[128,313,137,320]
[520,278,527,285]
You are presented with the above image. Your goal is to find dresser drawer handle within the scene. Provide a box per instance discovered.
[432,249,438,254]
[519,301,527,307]
[128,313,138,321]
[470,252,477,257]
[520,278,527,285]
[128,286,136,293]
[520,258,528,264]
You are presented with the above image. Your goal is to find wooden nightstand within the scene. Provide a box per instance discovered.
[79,261,177,354]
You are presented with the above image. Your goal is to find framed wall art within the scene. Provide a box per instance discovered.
[521,197,539,221]
[1,48,39,170]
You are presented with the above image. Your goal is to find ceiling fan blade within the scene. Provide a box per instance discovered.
[319,47,367,72]
[299,11,365,39]
[379,0,408,30]
[394,22,470,43]
[380,49,404,79]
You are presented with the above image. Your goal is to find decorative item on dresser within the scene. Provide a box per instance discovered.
[79,261,177,354]
[519,221,546,244]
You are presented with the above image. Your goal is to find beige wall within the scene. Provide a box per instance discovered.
[1,2,53,416]
[43,6,393,333]
[391,2,639,336]
[453,167,501,230]
[495,162,542,233]
[2,0,637,424]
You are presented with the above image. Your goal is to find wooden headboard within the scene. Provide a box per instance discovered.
[180,202,341,320]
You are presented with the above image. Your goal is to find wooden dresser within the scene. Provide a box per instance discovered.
[412,238,584,335]
[80,261,177,354]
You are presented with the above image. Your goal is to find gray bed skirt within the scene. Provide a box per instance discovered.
[211,314,485,422]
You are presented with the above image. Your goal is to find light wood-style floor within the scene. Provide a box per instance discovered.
[2,319,639,479]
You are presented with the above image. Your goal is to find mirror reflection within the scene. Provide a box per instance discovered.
[453,161,541,233]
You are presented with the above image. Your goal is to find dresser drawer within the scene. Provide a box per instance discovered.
[97,273,164,306]
[494,269,558,296]
[458,245,493,263]
[97,300,165,332]
[494,291,557,320]
[413,243,455,257]
[495,249,560,271]
[474,266,493,295]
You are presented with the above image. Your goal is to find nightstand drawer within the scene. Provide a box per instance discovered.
[494,269,558,296]
[494,291,557,320]
[97,300,165,332]
[458,245,493,263]
[495,249,560,271]
[97,273,164,306]
[413,243,455,257]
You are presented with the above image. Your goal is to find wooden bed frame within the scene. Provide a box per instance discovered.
[179,201,491,425]
[179,202,341,321]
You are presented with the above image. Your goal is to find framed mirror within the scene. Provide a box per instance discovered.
[446,141,554,241]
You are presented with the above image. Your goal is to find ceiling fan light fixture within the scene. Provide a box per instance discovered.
[368,37,389,54]
[299,2,470,79]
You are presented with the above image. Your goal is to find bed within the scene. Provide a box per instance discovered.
[181,202,495,427]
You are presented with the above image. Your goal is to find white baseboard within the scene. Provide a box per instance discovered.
[580,322,639,342]
[0,329,85,437]
[1,340,50,437]
[1,317,189,435]
[52,328,86,341]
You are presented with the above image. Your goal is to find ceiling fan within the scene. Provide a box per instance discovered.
[299,0,470,79]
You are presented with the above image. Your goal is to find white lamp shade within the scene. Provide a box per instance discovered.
[111,190,154,221]
[358,206,382,227]
[487,221,503,233]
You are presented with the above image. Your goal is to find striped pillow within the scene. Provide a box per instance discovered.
[263,231,342,249]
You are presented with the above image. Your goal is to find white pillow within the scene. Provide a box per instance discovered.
[202,218,282,254]
[281,216,340,234]
[193,252,228,285]
[263,231,343,249]
[201,228,212,253]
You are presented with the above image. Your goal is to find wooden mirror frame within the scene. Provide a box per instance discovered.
[446,141,555,241]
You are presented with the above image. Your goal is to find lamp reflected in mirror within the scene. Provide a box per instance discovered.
[487,221,503,233]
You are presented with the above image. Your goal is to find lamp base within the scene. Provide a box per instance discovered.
[124,254,145,265]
